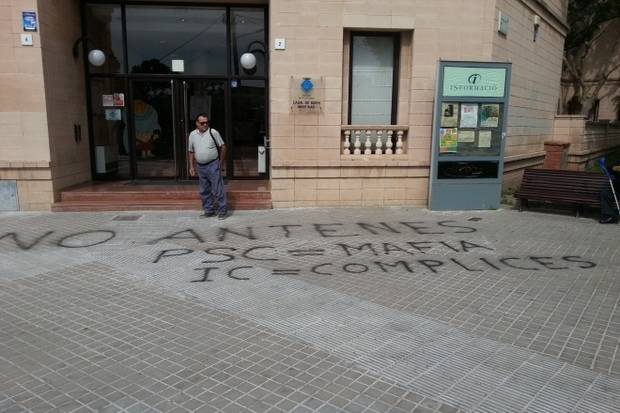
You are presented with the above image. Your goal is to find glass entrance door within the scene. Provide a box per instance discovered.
[131,80,176,178]
[182,80,227,178]
[85,3,268,181]
[230,80,267,178]
[129,78,267,180]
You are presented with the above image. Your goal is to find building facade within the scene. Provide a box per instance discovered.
[559,17,620,123]
[0,0,569,211]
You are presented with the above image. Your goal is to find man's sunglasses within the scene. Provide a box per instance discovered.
[198,121,208,125]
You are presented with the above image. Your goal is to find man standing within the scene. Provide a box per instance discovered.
[188,114,228,219]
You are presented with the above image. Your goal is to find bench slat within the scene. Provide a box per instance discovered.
[515,168,608,213]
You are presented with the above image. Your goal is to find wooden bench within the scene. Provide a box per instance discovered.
[514,168,609,216]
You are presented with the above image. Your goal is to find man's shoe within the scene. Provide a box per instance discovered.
[599,216,618,224]
[200,211,216,218]
[218,211,229,220]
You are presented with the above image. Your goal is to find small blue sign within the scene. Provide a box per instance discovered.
[22,11,37,32]
[231,79,238,88]
[301,78,313,93]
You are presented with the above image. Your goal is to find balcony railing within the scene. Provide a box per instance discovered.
[341,125,408,156]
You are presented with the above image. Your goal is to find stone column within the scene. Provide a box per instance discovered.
[543,142,570,169]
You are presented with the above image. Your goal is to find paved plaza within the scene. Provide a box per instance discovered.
[1,207,619,413]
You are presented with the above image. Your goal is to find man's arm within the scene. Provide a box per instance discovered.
[219,144,227,170]
[188,151,196,176]
[214,130,227,172]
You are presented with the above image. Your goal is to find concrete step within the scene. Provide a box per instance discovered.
[60,190,271,202]
[52,199,272,212]
[53,180,272,212]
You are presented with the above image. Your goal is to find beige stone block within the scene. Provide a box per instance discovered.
[318,137,341,150]
[319,62,344,78]
[315,167,339,178]
[404,179,429,199]
[362,198,384,207]
[385,199,408,206]
[293,134,319,150]
[294,187,317,201]
[391,15,415,29]
[295,125,319,137]
[317,177,340,188]
[340,188,362,201]
[385,187,407,200]
[294,113,320,126]
[271,178,294,190]
[270,99,292,114]
[20,202,51,211]
[341,177,362,188]
[337,200,360,207]
[340,167,360,178]
[314,200,338,207]
[270,87,289,102]
[323,87,342,101]
[293,200,319,207]
[385,167,411,178]
[270,62,296,77]
[322,100,342,113]
[319,27,342,40]
[294,168,318,178]
[316,149,340,161]
[318,12,341,28]
[341,13,365,28]
[272,201,295,208]
[271,148,297,161]
[271,136,295,149]
[271,113,295,126]
[318,113,342,126]
[271,123,294,137]
[272,189,294,202]
[317,189,340,201]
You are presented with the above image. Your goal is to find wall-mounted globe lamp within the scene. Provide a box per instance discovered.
[238,40,265,74]
[72,37,106,67]
[87,49,106,67]
[239,52,257,70]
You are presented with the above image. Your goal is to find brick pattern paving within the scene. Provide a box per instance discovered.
[0,266,460,413]
[1,208,620,412]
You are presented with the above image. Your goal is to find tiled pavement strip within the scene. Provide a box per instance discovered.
[0,207,619,412]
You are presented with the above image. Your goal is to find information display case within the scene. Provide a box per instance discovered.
[429,61,511,210]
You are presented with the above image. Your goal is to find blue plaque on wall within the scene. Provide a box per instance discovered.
[22,11,37,32]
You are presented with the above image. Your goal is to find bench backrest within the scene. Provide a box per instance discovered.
[519,168,609,199]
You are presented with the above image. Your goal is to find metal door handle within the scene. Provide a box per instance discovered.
[183,81,189,135]
[170,80,177,164]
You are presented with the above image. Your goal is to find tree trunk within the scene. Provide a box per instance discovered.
[581,96,597,118]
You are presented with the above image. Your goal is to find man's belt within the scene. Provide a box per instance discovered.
[197,158,218,166]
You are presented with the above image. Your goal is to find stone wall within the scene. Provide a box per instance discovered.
[269,0,568,207]
[493,0,568,189]
[0,0,89,211]
[552,115,620,170]
[38,0,90,196]
[269,0,498,207]
[0,0,53,211]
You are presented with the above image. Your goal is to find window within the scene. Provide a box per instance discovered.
[125,6,227,75]
[349,33,399,124]
[85,4,124,74]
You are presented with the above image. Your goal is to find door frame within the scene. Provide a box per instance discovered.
[128,77,182,180]
[178,78,231,181]
[81,1,269,181]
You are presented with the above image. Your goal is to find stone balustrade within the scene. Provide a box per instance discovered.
[341,126,408,156]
